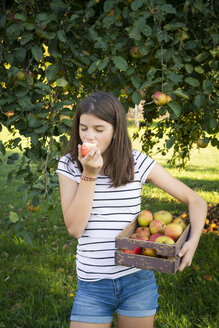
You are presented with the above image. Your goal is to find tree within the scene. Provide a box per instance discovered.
[0,0,218,210]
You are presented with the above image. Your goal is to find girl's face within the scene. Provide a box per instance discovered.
[79,114,114,161]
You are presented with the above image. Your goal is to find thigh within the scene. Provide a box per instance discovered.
[70,321,112,328]
[117,314,154,328]
[70,278,115,325]
[116,270,159,318]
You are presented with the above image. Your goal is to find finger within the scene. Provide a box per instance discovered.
[78,145,82,159]
[178,241,189,258]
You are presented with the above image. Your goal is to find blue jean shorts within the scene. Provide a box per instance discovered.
[70,270,159,324]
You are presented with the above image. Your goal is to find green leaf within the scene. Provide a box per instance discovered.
[167,101,181,117]
[194,66,204,74]
[103,0,114,12]
[132,91,141,105]
[194,94,205,108]
[167,72,182,83]
[194,53,209,62]
[24,231,33,246]
[203,79,212,93]
[131,76,141,89]
[166,136,174,149]
[211,33,219,44]
[32,46,43,62]
[20,32,33,45]
[185,64,193,74]
[62,119,72,127]
[208,118,218,129]
[14,48,26,64]
[185,77,200,87]
[131,0,143,11]
[14,13,26,21]
[173,89,189,100]
[15,86,28,98]
[57,30,66,43]
[0,141,6,155]
[97,57,109,70]
[46,64,59,81]
[160,4,176,14]
[56,77,68,87]
[112,56,128,71]
[9,211,19,223]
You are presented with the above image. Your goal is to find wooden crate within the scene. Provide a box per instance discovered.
[115,217,190,274]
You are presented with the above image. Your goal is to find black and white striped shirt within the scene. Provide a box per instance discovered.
[56,150,156,281]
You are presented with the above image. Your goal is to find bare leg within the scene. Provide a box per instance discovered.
[70,321,112,328]
[117,314,155,328]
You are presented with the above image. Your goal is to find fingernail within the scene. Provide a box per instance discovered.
[178,252,183,257]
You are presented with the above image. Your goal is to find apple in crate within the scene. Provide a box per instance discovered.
[172,217,187,231]
[155,236,175,244]
[135,227,151,239]
[137,209,153,227]
[129,233,147,241]
[149,233,163,242]
[123,247,141,254]
[81,142,96,157]
[153,210,173,225]
[149,220,165,234]
[141,246,157,257]
[164,223,183,241]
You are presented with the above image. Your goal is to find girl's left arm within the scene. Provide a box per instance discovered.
[147,163,208,272]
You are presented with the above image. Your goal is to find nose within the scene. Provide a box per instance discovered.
[84,129,95,142]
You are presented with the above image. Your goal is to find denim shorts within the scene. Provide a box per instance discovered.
[70,270,159,324]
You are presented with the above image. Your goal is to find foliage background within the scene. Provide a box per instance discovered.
[0,0,218,206]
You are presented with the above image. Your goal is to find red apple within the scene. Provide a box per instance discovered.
[130,46,142,59]
[129,233,146,241]
[172,217,187,231]
[149,219,165,234]
[137,209,153,227]
[149,233,163,242]
[153,92,168,106]
[153,210,173,225]
[141,247,157,257]
[155,236,175,244]
[81,142,96,157]
[123,247,141,254]
[135,227,151,239]
[164,223,183,241]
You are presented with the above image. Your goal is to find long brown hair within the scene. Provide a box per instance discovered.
[65,92,134,187]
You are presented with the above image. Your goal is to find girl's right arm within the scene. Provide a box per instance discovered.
[58,145,103,238]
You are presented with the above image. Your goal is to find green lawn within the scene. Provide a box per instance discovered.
[0,125,218,327]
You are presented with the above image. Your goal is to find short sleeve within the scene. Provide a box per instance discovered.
[133,150,156,184]
[56,154,81,183]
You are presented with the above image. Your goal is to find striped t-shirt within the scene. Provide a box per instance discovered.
[56,149,156,281]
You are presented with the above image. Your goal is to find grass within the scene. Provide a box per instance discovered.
[0,124,219,327]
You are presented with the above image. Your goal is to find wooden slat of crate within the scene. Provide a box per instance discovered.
[115,251,181,274]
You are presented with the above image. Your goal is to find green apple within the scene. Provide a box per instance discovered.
[137,209,153,227]
[197,138,208,148]
[155,235,175,244]
[153,210,173,225]
[172,217,187,231]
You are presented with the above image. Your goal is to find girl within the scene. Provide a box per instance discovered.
[57,91,207,328]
